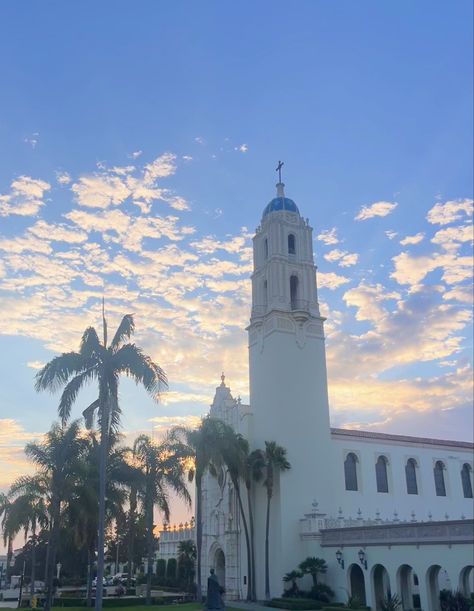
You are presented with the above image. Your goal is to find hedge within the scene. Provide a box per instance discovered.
[266,599,323,610]
[51,597,171,607]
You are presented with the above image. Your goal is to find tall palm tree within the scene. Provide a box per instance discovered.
[261,441,290,600]
[169,417,227,601]
[7,475,48,603]
[24,421,86,611]
[133,434,191,605]
[67,433,129,606]
[35,309,167,611]
[219,430,254,601]
[244,449,265,601]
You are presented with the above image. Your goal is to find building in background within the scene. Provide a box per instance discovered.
[200,177,474,610]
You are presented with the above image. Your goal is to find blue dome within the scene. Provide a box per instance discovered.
[263,196,299,217]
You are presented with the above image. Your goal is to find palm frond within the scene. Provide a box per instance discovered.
[58,368,96,425]
[79,326,102,358]
[112,344,168,398]
[35,352,85,392]
[110,314,135,350]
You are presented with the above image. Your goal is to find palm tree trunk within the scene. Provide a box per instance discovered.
[235,484,252,602]
[94,410,109,611]
[44,494,61,611]
[195,477,203,602]
[126,490,136,591]
[145,489,154,605]
[6,536,13,585]
[30,527,36,604]
[264,491,271,600]
[246,484,256,601]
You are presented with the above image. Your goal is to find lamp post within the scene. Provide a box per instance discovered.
[335,550,344,569]
[358,549,367,570]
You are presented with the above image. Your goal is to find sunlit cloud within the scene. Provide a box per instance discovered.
[400,232,424,245]
[426,198,473,225]
[318,271,351,290]
[0,176,51,217]
[316,227,339,245]
[324,249,359,267]
[355,200,398,221]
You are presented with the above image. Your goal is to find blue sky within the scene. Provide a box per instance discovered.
[0,0,472,498]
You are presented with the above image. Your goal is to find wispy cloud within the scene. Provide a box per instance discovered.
[324,249,359,267]
[0,176,51,217]
[400,233,424,245]
[426,198,473,225]
[317,228,339,245]
[355,201,398,221]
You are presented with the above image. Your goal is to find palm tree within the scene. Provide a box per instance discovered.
[169,417,227,601]
[298,557,328,588]
[24,421,86,611]
[283,570,302,597]
[261,441,290,599]
[0,493,14,586]
[244,449,265,601]
[133,434,191,605]
[7,475,48,603]
[177,540,196,590]
[35,308,167,611]
[219,430,254,601]
[67,433,129,606]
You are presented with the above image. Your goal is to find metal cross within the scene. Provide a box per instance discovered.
[276,160,284,183]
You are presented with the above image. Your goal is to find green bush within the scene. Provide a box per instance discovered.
[266,598,323,610]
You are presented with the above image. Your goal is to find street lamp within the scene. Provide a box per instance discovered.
[358,549,367,570]
[335,550,344,569]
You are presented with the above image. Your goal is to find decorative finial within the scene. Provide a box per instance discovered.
[220,372,225,386]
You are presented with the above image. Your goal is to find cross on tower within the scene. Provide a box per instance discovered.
[276,160,284,183]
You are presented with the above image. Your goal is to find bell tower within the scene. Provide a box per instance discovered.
[248,169,334,598]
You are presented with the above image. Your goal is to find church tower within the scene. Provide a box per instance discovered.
[248,169,334,598]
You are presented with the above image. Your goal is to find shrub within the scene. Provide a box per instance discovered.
[379,594,402,611]
[266,597,323,610]
[308,584,335,603]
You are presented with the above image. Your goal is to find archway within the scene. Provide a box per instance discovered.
[372,564,390,611]
[397,564,418,610]
[214,549,225,590]
[426,565,452,611]
[348,564,367,606]
[459,566,474,597]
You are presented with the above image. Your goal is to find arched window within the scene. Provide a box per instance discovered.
[434,461,447,496]
[344,452,358,491]
[290,275,298,310]
[461,463,473,498]
[375,455,389,493]
[288,234,296,255]
[405,458,418,495]
[264,238,268,259]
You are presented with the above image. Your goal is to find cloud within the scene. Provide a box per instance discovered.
[28,220,88,244]
[0,176,51,217]
[324,249,359,267]
[400,233,424,246]
[385,231,398,240]
[317,228,339,246]
[355,201,398,221]
[431,224,472,252]
[131,150,143,159]
[56,172,71,185]
[391,251,472,289]
[26,360,45,370]
[235,144,248,153]
[443,286,473,304]
[24,132,40,149]
[318,271,351,290]
[0,420,43,487]
[427,199,473,225]
[182,155,193,162]
[194,137,205,145]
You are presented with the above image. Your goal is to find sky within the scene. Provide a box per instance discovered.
[0,1,472,526]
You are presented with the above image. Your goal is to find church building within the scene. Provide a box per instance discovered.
[200,175,474,611]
